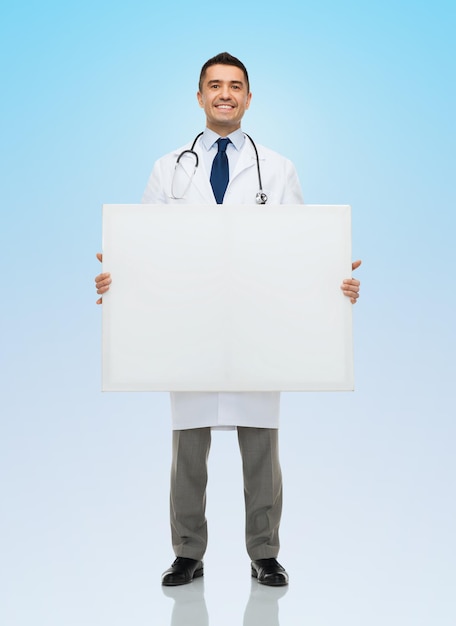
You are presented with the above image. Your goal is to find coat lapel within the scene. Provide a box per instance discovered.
[174,147,215,204]
[229,139,259,186]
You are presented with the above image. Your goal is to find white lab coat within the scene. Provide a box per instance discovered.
[142,134,304,430]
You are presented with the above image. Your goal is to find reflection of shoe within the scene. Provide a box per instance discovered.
[244,578,288,626]
[162,576,205,600]
[248,577,289,600]
[251,558,289,586]
[162,557,204,586]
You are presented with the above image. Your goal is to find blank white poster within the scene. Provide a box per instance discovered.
[102,204,353,391]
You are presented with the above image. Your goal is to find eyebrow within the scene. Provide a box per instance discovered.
[207,79,245,87]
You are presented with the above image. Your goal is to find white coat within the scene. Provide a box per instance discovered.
[142,133,304,430]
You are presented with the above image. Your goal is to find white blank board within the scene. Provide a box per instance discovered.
[102,204,353,391]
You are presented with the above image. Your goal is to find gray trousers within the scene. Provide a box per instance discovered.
[170,427,282,561]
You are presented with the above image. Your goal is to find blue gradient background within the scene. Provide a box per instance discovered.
[1,1,455,624]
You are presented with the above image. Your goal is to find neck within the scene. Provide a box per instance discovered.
[206,122,241,137]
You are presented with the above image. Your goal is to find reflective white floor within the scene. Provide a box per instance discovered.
[2,415,455,626]
[162,577,288,626]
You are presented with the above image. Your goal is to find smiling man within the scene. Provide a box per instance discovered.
[197,62,252,133]
[95,52,361,587]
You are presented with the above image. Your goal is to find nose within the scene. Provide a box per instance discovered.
[219,84,230,99]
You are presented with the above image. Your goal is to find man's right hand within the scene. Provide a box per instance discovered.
[95,252,111,305]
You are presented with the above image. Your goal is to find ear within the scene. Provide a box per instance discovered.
[245,91,252,110]
[197,91,204,108]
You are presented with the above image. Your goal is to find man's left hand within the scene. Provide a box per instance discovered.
[341,260,362,304]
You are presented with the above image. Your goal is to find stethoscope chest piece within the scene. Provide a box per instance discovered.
[255,191,268,205]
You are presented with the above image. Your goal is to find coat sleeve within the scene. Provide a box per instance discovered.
[141,159,168,204]
[281,159,304,204]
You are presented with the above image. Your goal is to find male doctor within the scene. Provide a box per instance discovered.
[95,52,361,587]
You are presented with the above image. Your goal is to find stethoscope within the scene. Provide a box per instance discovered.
[171,132,268,204]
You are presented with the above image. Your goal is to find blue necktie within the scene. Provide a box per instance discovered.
[210,138,231,204]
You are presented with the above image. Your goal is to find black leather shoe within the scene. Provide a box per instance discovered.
[161,557,204,586]
[251,558,289,586]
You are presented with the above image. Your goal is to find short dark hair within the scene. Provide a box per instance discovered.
[199,52,250,92]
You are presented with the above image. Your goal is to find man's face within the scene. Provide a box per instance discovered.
[197,64,252,136]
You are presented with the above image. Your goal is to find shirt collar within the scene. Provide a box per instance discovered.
[201,127,246,152]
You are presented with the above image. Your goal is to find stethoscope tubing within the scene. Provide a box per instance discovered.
[171,132,267,204]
